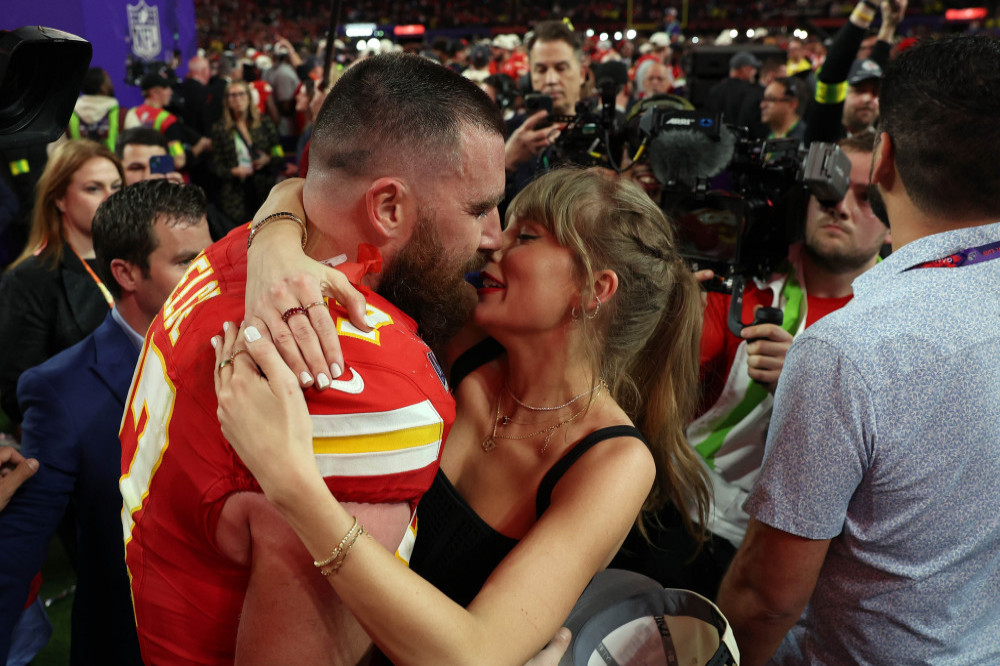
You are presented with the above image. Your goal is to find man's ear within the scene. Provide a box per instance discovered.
[871,131,895,190]
[364,177,414,242]
[109,258,141,296]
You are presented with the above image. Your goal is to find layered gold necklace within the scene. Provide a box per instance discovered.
[481,379,605,455]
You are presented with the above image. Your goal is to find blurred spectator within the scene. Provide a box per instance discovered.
[171,55,212,137]
[761,76,808,141]
[737,58,788,139]
[124,72,212,171]
[0,141,123,423]
[704,51,761,125]
[65,68,123,152]
[210,81,282,224]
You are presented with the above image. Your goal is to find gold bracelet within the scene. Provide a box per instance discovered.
[247,211,307,251]
[320,525,368,577]
[314,517,359,568]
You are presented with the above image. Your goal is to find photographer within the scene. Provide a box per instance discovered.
[687,132,888,553]
[503,21,583,197]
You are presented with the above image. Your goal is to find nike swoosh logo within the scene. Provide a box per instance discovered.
[328,367,364,394]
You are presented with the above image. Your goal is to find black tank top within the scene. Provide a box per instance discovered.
[408,338,644,607]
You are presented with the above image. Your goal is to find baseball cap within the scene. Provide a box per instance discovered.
[730,51,762,69]
[649,32,671,48]
[847,58,883,86]
[140,72,171,91]
[559,570,740,666]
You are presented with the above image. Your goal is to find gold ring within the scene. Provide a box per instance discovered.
[305,300,327,310]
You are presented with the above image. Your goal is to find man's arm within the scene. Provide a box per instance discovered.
[716,519,830,666]
[217,492,412,665]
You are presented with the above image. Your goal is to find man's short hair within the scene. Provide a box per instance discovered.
[840,130,876,154]
[116,127,169,157]
[93,179,207,300]
[525,20,583,62]
[81,67,109,96]
[879,35,1000,220]
[310,53,505,178]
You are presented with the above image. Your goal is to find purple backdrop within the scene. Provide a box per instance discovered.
[5,0,197,108]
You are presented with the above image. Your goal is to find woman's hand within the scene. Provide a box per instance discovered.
[246,179,371,390]
[213,322,318,505]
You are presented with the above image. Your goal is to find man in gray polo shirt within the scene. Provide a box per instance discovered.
[718,35,1000,665]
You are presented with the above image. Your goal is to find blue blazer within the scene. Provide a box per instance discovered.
[0,313,143,665]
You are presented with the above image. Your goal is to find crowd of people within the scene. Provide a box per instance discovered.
[1,1,999,664]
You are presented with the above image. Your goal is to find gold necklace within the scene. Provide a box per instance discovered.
[482,382,601,455]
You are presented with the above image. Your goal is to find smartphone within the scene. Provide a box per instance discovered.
[524,93,553,127]
[149,154,175,175]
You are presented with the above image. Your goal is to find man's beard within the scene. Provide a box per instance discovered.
[376,211,486,354]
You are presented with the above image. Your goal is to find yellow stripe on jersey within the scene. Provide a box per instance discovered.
[313,422,442,454]
[310,400,444,478]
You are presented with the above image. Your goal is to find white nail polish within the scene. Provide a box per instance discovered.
[244,326,261,342]
[223,321,230,332]
[331,363,342,379]
[299,371,313,385]
[316,373,331,390]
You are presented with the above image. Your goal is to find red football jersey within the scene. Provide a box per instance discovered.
[120,226,454,664]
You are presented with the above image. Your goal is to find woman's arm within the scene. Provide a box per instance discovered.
[214,324,654,664]
[245,179,370,387]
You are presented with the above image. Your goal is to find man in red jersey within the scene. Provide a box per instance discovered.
[120,53,505,664]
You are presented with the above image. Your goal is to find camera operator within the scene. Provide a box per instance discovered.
[687,132,888,554]
[503,20,583,196]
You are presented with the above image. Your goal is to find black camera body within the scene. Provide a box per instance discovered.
[0,26,92,149]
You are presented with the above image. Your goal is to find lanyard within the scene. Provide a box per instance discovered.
[908,240,1000,270]
[69,244,115,309]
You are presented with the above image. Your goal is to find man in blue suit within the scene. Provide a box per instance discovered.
[0,179,212,664]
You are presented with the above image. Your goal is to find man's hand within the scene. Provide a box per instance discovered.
[879,0,908,36]
[0,446,38,512]
[741,318,794,393]
[505,111,561,172]
[524,628,571,666]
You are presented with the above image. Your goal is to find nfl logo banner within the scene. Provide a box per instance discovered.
[127,0,162,60]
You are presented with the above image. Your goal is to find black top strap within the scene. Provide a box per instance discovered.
[536,425,646,518]
[448,337,505,389]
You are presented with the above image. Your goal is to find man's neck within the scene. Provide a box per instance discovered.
[115,297,153,337]
[801,252,876,298]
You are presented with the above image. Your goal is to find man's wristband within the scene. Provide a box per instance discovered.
[247,212,307,251]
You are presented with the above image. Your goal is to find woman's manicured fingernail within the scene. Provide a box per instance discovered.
[330,363,342,379]
[244,326,261,342]
[299,371,313,386]
[316,373,330,390]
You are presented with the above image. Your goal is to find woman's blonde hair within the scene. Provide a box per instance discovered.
[10,139,123,271]
[223,80,261,131]
[507,167,710,540]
